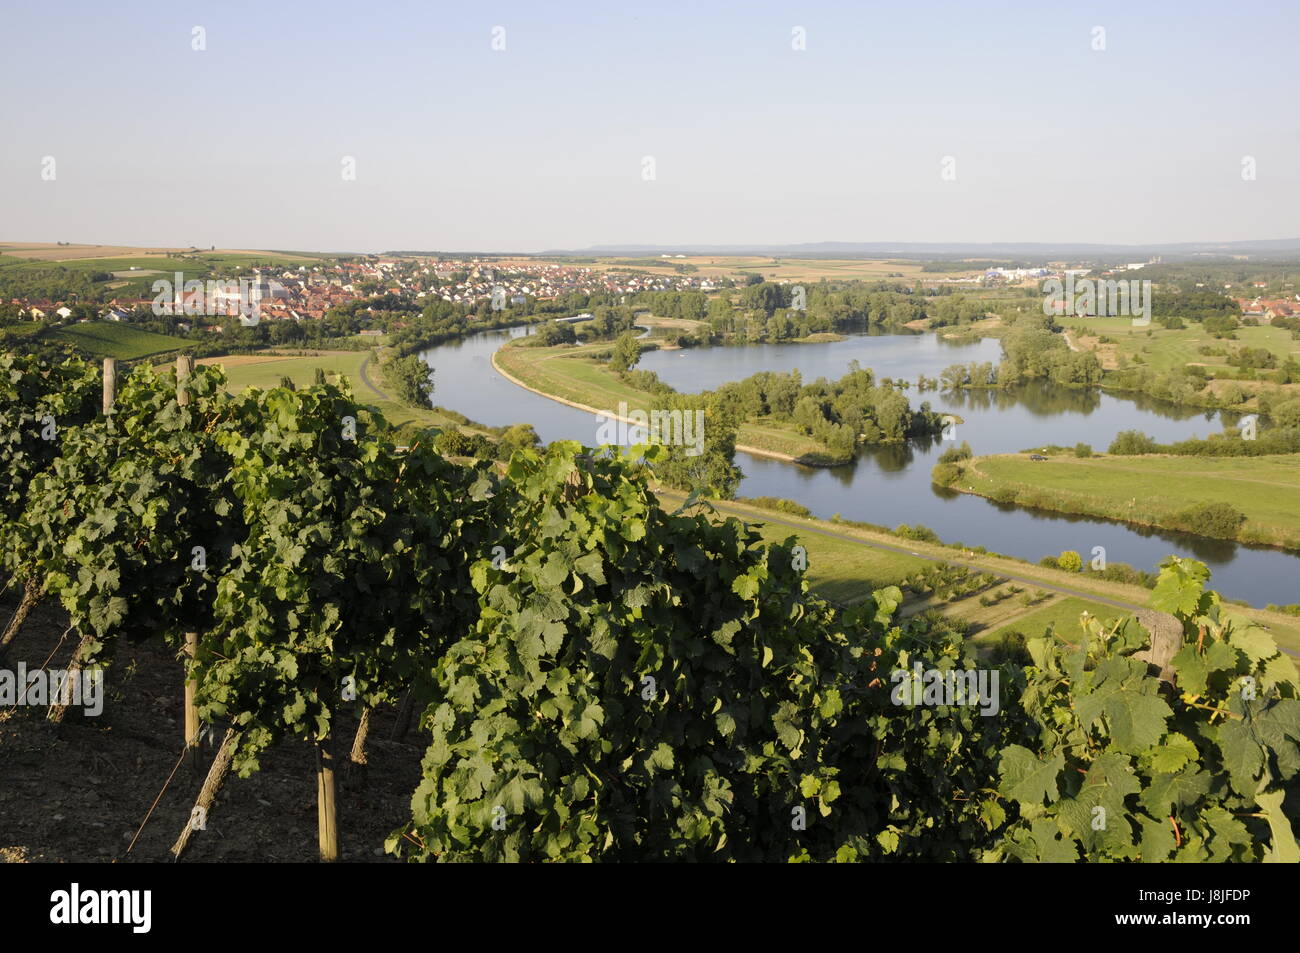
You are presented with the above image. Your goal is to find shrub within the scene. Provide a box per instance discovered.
[1108,430,1159,455]
[737,496,813,518]
[937,441,972,464]
[1087,561,1158,589]
[533,321,578,346]
[930,462,963,486]
[1056,550,1083,572]
[894,523,941,543]
[434,429,495,459]
[1167,501,1247,540]
[1270,398,1300,429]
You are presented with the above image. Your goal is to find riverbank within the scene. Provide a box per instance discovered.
[491,339,849,465]
[657,491,1300,658]
[935,451,1300,553]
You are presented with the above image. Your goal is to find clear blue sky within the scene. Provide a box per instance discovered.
[1,0,1296,252]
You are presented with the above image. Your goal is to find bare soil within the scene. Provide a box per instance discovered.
[0,588,424,864]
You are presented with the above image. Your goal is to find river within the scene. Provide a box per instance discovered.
[419,327,1300,607]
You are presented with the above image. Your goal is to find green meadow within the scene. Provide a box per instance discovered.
[958,452,1300,551]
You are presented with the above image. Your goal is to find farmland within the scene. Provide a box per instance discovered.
[52,321,187,360]
[518,255,988,285]
[0,242,331,267]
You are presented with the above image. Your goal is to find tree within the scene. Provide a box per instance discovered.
[645,399,742,498]
[1204,315,1239,338]
[1057,550,1083,572]
[610,331,642,372]
[534,322,577,346]
[499,423,540,455]
[380,354,435,408]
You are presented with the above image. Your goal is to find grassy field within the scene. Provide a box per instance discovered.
[955,452,1300,551]
[201,348,470,433]
[494,339,842,463]
[208,350,372,391]
[741,518,932,604]
[983,595,1124,643]
[1068,316,1300,375]
[52,322,187,360]
[658,493,1300,657]
[0,255,196,275]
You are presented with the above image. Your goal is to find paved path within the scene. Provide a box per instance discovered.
[688,497,1300,659]
[356,351,390,401]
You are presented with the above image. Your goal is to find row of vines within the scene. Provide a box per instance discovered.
[2,352,1299,861]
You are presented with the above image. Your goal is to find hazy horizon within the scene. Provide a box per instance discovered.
[3,0,1297,253]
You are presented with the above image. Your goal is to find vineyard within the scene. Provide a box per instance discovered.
[2,352,1300,862]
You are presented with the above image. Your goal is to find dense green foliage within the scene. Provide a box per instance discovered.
[609,331,643,372]
[392,442,1019,861]
[199,385,493,773]
[6,354,1300,863]
[712,362,945,454]
[943,323,1102,390]
[997,559,1300,862]
[632,283,926,344]
[532,322,578,347]
[735,496,813,518]
[1166,501,1248,540]
[380,353,436,407]
[0,354,99,584]
[25,364,239,659]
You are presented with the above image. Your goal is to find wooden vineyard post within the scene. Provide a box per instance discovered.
[46,631,95,724]
[317,737,339,862]
[171,728,240,860]
[102,357,117,417]
[347,707,372,784]
[184,631,200,758]
[175,355,202,757]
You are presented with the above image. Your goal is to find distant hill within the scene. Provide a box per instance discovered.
[539,238,1300,262]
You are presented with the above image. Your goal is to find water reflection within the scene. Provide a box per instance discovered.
[419,327,1300,605]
